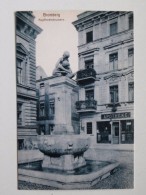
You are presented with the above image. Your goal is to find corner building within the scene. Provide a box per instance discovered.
[73,11,134,146]
[16,12,42,149]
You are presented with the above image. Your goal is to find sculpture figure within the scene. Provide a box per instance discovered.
[52,51,76,79]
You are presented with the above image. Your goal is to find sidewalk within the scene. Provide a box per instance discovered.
[92,144,134,151]
[18,150,44,164]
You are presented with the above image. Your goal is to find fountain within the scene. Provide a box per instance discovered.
[18,52,119,189]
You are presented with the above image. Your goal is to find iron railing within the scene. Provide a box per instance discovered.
[76,100,97,110]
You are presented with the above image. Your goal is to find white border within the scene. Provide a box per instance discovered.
[0,0,146,195]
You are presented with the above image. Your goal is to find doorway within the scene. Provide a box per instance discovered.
[112,121,120,144]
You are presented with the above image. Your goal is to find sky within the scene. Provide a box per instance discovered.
[33,11,82,77]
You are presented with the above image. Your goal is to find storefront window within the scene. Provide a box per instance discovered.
[121,120,134,144]
[97,122,111,143]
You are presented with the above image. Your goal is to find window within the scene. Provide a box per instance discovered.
[40,83,45,96]
[39,125,45,135]
[110,22,117,35]
[40,102,45,116]
[18,139,24,150]
[128,48,134,66]
[49,100,55,115]
[128,82,134,101]
[121,120,134,144]
[109,53,118,70]
[129,15,133,30]
[85,59,94,69]
[86,31,93,43]
[17,59,23,84]
[110,85,119,103]
[97,122,111,144]
[87,122,92,134]
[85,89,94,100]
[49,124,54,134]
[40,83,44,88]
[17,103,22,125]
[17,57,27,85]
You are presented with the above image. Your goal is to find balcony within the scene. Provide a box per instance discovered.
[76,100,97,113]
[76,68,97,85]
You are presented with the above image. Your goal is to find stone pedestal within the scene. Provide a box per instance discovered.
[38,77,90,171]
[42,153,86,171]
[48,76,78,135]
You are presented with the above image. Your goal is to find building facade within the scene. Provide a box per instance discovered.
[73,11,134,146]
[16,12,42,149]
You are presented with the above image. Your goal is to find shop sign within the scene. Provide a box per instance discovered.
[101,112,131,119]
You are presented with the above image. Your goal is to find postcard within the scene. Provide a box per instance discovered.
[16,10,134,190]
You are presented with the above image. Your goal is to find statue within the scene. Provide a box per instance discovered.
[52,51,76,79]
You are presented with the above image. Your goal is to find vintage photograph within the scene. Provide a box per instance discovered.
[16,10,134,190]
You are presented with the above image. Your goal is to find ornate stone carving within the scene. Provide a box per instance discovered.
[38,135,89,170]
[109,75,120,82]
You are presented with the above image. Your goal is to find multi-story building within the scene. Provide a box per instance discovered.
[73,11,134,146]
[16,12,42,149]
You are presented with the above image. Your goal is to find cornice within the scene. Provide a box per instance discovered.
[17,92,38,100]
[78,47,99,56]
[73,11,132,31]
[16,12,42,40]
[103,38,133,50]
[103,68,134,80]
[17,83,36,91]
[78,29,133,49]
[16,12,42,34]
[16,43,30,55]
[17,125,37,129]
[16,31,34,43]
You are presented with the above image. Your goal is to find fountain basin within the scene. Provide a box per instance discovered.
[18,160,119,189]
[38,134,90,156]
[37,134,90,171]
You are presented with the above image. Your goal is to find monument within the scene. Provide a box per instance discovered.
[18,52,119,189]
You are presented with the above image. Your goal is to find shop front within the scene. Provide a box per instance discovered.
[97,112,134,144]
